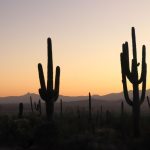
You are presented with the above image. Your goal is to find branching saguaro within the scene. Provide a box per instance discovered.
[38,38,60,121]
[120,27,147,137]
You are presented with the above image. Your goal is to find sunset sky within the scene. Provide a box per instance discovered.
[0,0,150,96]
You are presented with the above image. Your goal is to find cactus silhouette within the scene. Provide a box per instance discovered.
[100,104,103,126]
[18,102,23,118]
[34,99,42,115]
[120,27,147,137]
[38,38,60,120]
[30,96,34,113]
[89,92,92,121]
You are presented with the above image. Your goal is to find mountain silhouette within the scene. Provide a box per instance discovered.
[0,89,150,104]
[0,90,150,114]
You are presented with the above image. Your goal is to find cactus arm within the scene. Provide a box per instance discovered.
[38,63,46,91]
[139,46,147,104]
[47,38,53,92]
[121,53,133,106]
[138,45,146,84]
[38,63,47,101]
[132,27,137,60]
[39,88,47,101]
[54,66,60,101]
[122,75,133,106]
[140,63,147,105]
[140,80,146,105]
[122,42,133,83]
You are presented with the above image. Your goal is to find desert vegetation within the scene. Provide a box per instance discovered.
[1,27,150,150]
[38,38,60,121]
[120,27,147,137]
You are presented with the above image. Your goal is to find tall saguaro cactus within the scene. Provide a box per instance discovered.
[120,27,147,137]
[38,38,60,120]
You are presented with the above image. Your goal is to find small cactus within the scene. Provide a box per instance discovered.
[121,101,124,117]
[30,96,34,113]
[34,99,42,115]
[89,92,92,121]
[18,102,23,118]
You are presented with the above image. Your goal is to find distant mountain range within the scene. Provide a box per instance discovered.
[0,89,150,104]
[0,90,150,114]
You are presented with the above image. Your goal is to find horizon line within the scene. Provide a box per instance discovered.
[0,89,149,98]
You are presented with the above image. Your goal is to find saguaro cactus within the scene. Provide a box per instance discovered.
[34,99,42,115]
[89,92,92,121]
[38,38,60,120]
[120,27,147,137]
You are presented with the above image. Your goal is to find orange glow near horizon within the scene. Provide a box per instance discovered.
[0,1,150,97]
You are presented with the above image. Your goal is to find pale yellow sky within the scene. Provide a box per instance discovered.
[0,0,150,96]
